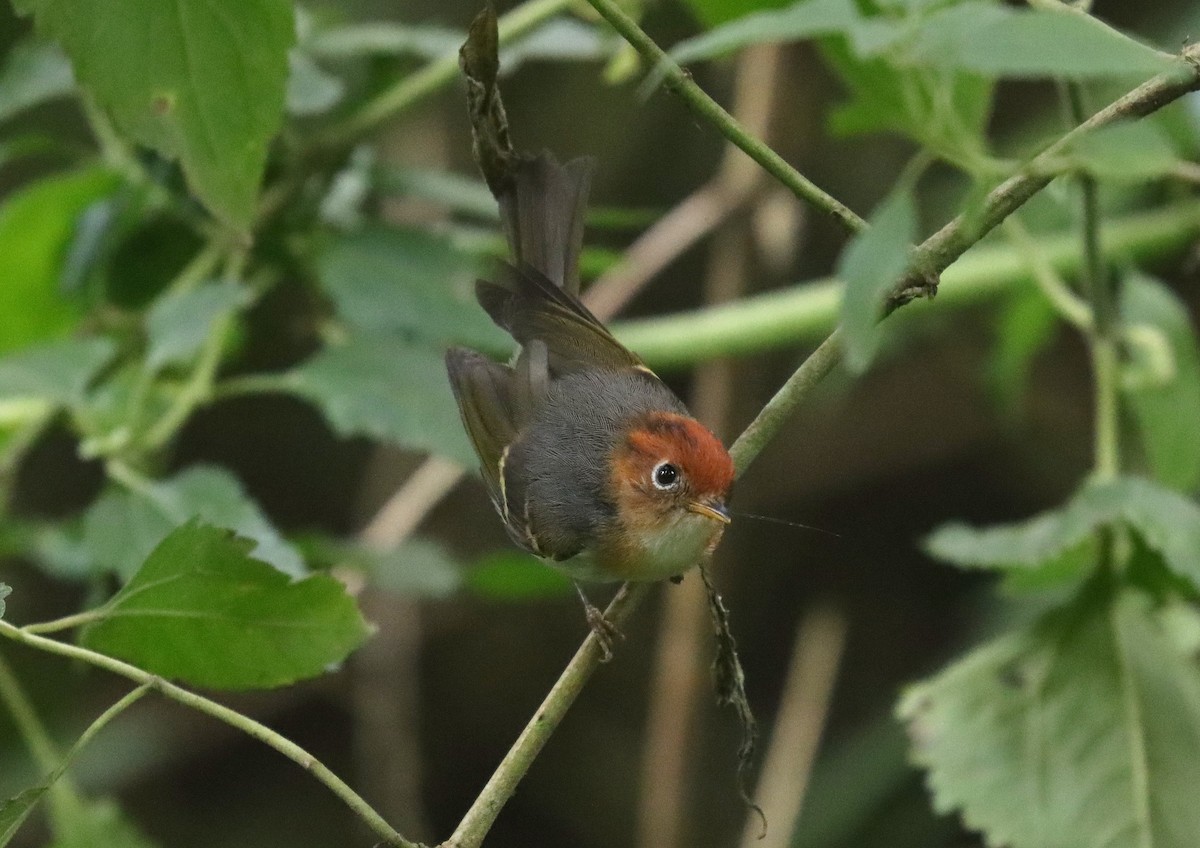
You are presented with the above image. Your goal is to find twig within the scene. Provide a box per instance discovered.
[323,0,574,146]
[581,0,867,235]
[0,621,421,848]
[637,42,783,848]
[738,605,847,848]
[433,38,1200,848]
[613,199,1200,368]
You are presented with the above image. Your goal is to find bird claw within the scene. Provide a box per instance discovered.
[583,603,623,661]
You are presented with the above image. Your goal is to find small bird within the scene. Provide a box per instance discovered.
[445,153,734,647]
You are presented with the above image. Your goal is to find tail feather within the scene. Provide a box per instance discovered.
[498,153,594,295]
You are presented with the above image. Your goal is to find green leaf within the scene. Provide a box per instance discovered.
[145,281,249,371]
[0,39,74,123]
[0,584,9,619]
[900,2,1180,79]
[284,334,475,465]
[0,785,48,847]
[820,37,994,163]
[926,476,1200,588]
[501,19,616,72]
[669,0,858,65]
[682,0,795,29]
[467,551,571,600]
[82,522,371,689]
[362,539,463,598]
[318,227,503,349]
[0,168,121,353]
[899,585,1200,848]
[837,185,916,371]
[1068,122,1183,182]
[0,337,116,407]
[48,797,158,848]
[987,286,1059,411]
[80,465,305,580]
[1120,272,1200,491]
[18,0,294,229]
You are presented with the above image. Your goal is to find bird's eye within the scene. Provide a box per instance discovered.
[652,461,680,490]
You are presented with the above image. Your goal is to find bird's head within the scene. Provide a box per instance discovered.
[608,412,735,545]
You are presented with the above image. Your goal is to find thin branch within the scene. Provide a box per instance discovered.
[1001,216,1093,331]
[614,198,1200,369]
[739,605,847,848]
[638,42,783,848]
[359,456,465,551]
[582,0,867,234]
[323,0,574,146]
[0,621,421,848]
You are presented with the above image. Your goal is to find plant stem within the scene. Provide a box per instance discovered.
[615,199,1200,369]
[21,610,109,636]
[0,650,61,773]
[440,584,648,848]
[0,621,420,848]
[582,0,867,234]
[325,0,574,145]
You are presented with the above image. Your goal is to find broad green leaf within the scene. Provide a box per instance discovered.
[0,583,9,619]
[145,281,249,371]
[1120,272,1200,491]
[0,337,116,407]
[48,797,158,848]
[18,0,294,229]
[927,476,1200,589]
[1069,122,1183,182]
[669,0,857,65]
[0,785,47,847]
[467,551,571,599]
[0,168,120,353]
[900,586,1200,848]
[82,522,371,689]
[901,2,1180,79]
[79,465,305,580]
[837,186,916,371]
[0,39,74,123]
[284,335,475,465]
[362,539,462,598]
[318,227,502,349]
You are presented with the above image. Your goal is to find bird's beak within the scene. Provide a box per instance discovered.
[687,500,732,525]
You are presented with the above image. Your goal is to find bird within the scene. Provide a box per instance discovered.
[445,152,735,651]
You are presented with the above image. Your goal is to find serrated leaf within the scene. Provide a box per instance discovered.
[0,39,74,123]
[927,476,1200,589]
[0,168,121,353]
[669,0,857,65]
[145,281,249,371]
[82,522,371,689]
[1121,272,1200,491]
[467,551,571,600]
[48,797,158,848]
[285,335,475,465]
[0,785,48,847]
[318,227,503,350]
[79,465,305,581]
[837,185,916,371]
[900,585,1200,848]
[901,2,1180,79]
[0,584,9,619]
[17,0,293,229]
[0,337,116,407]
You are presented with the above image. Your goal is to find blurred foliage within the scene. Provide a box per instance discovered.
[0,0,1198,846]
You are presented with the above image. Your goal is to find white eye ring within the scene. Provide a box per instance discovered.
[652,460,680,490]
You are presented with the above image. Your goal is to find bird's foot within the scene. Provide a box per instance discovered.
[583,602,623,661]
